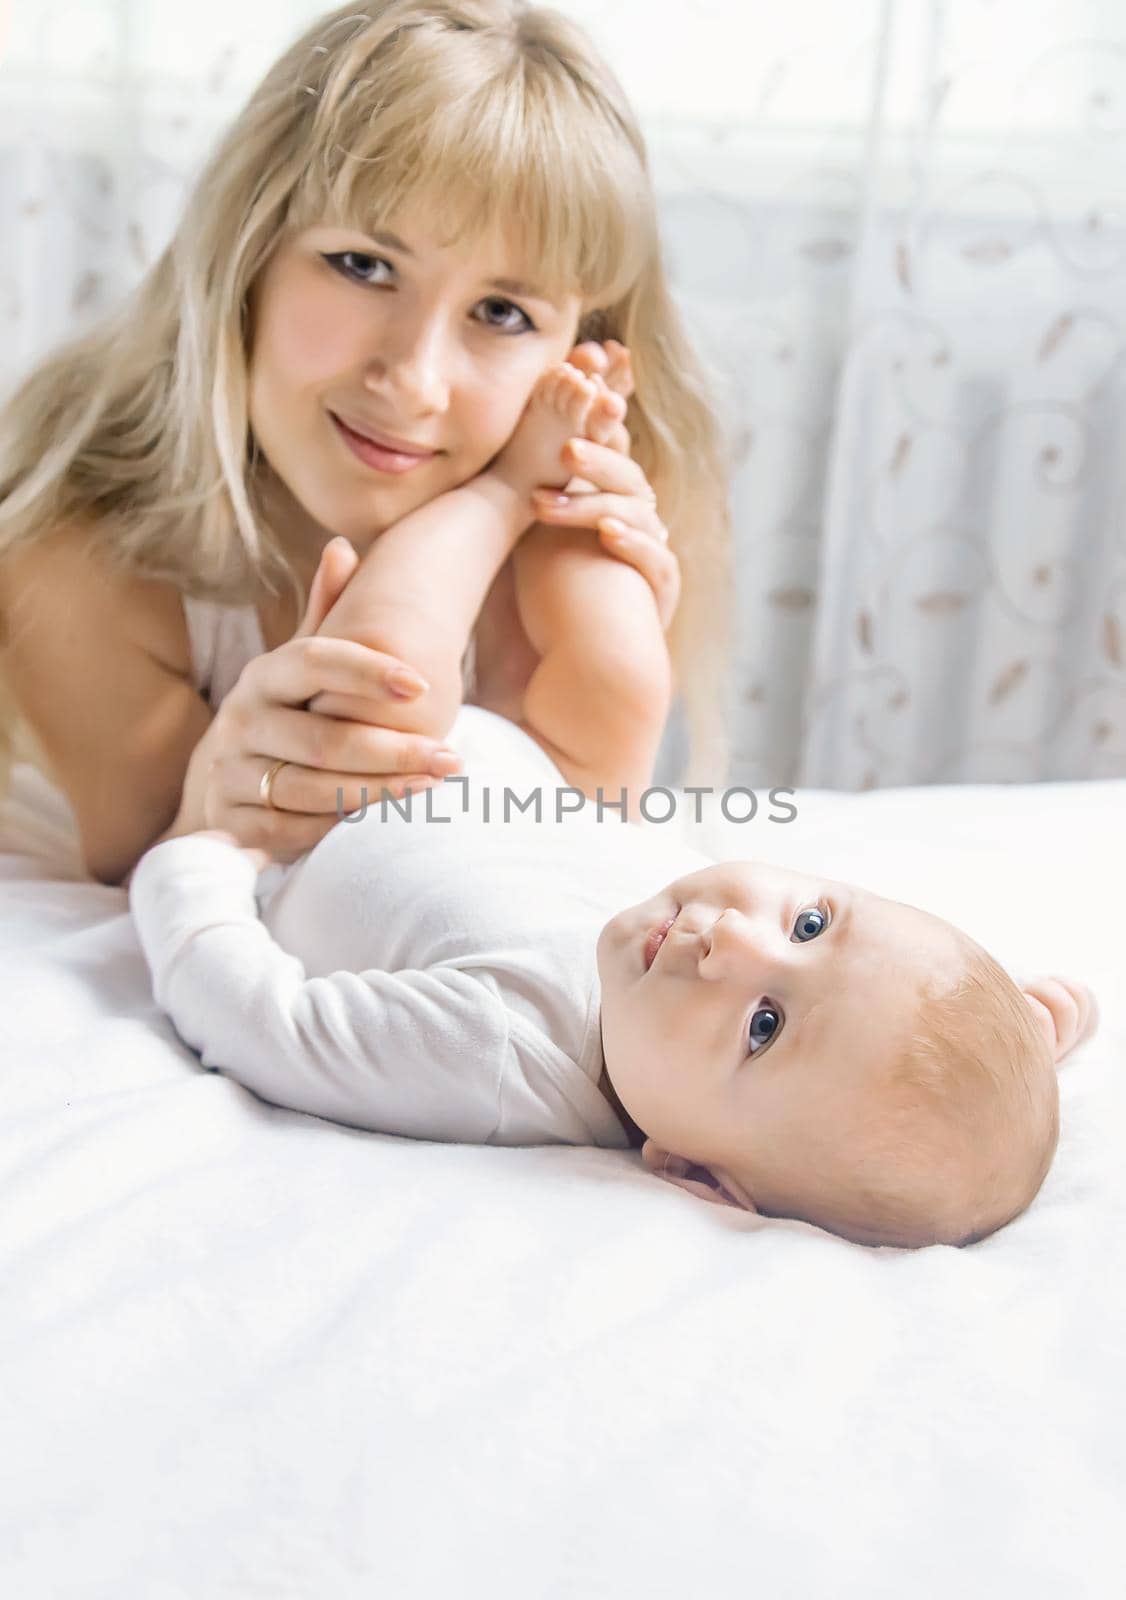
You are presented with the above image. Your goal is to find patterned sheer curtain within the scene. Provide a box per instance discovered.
[2,0,1124,788]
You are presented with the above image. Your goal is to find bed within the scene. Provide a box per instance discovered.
[1,757,1122,1598]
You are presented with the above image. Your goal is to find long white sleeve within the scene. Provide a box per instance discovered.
[128,834,508,1141]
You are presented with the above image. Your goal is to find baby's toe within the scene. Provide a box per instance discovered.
[537,364,568,408]
[606,343,635,399]
[557,365,596,427]
[588,383,626,442]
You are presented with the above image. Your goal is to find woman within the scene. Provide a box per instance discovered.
[0,0,732,885]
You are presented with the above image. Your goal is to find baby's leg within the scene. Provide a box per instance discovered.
[510,378,627,656]
[506,378,668,796]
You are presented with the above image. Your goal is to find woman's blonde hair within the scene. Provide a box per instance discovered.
[0,0,733,798]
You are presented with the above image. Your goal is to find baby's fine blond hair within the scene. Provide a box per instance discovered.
[817,939,1060,1250]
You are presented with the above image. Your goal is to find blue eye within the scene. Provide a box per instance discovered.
[327,250,393,286]
[477,297,536,334]
[792,905,828,942]
[322,252,536,334]
[748,1006,781,1055]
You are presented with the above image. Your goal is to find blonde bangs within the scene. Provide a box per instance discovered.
[285,15,652,311]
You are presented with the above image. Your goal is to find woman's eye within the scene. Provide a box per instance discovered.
[791,905,828,942]
[747,1005,781,1055]
[323,253,535,334]
[475,297,536,334]
[327,251,392,286]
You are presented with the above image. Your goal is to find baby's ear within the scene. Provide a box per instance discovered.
[1019,975,1100,1066]
[1022,989,1058,1055]
[640,1140,758,1211]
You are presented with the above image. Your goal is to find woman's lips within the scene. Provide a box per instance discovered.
[643,912,678,971]
[330,412,436,475]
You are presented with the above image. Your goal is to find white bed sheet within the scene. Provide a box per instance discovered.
[1,763,1123,1599]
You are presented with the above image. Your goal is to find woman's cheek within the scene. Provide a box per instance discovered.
[464,397,531,474]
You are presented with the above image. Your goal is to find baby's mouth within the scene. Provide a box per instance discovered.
[643,911,679,971]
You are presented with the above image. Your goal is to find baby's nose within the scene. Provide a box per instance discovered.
[700,909,785,977]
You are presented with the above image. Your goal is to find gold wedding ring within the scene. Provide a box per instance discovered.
[259,757,288,810]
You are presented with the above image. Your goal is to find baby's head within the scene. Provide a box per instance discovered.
[596,861,1059,1249]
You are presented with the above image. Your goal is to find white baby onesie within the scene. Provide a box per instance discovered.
[128,707,710,1150]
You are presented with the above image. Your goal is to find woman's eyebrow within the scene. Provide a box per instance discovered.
[362,228,550,301]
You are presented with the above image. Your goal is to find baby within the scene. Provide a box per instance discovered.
[127,360,1097,1250]
[596,856,1095,1248]
[127,702,1096,1251]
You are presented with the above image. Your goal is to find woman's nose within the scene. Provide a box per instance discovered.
[363,317,450,414]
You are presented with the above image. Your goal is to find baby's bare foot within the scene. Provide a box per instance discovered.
[493,362,604,499]
[568,338,635,408]
[562,343,632,491]
[584,374,628,445]
[602,339,635,404]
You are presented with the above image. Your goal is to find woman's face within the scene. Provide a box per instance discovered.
[245,205,584,560]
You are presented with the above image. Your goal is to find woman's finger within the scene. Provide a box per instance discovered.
[237,634,430,711]
[558,437,654,499]
[597,523,682,631]
[221,753,444,817]
[559,392,625,491]
[234,703,457,777]
[532,489,667,540]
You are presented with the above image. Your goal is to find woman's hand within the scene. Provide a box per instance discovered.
[552,340,681,631]
[165,538,457,865]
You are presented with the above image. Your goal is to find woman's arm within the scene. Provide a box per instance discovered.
[0,526,458,883]
[0,528,216,884]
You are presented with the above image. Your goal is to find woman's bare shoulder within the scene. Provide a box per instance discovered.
[0,519,193,677]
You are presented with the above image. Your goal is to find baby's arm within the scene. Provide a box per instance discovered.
[511,524,672,800]
[128,833,512,1139]
[310,470,536,742]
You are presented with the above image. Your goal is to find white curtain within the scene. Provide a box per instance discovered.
[2,0,1124,787]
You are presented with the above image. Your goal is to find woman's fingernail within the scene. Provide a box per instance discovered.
[602,518,626,536]
[389,669,429,699]
[429,748,461,774]
[534,491,569,504]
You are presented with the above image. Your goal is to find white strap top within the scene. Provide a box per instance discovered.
[180,592,479,711]
[181,595,266,710]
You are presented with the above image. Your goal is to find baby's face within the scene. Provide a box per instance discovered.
[596,860,967,1214]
